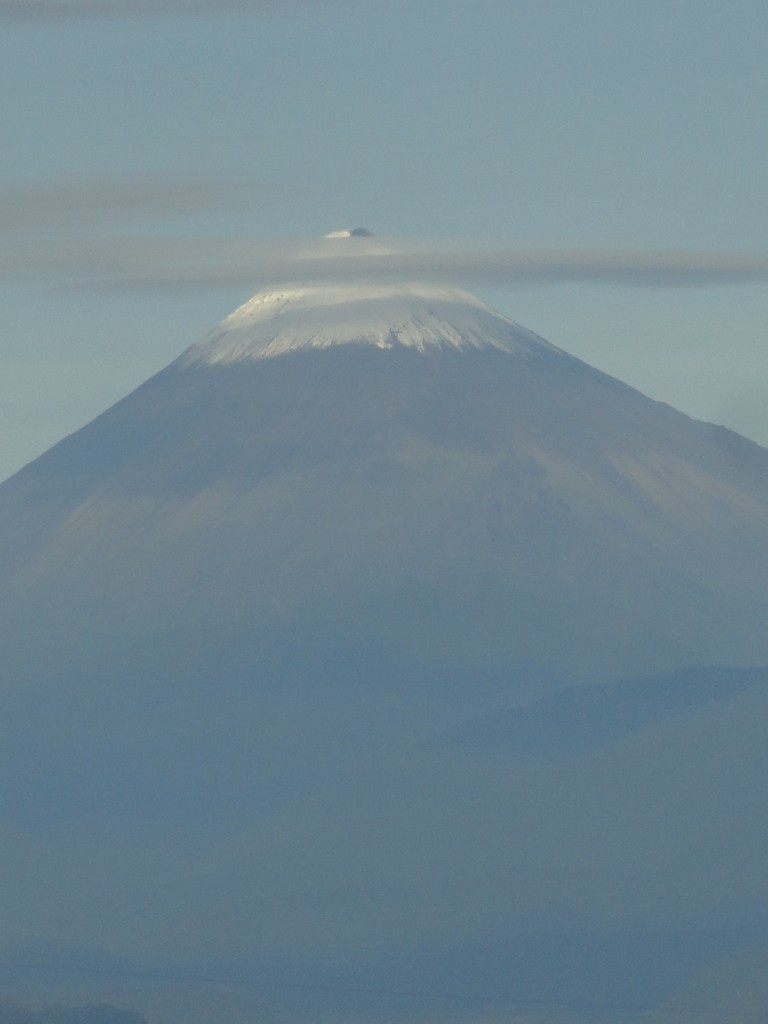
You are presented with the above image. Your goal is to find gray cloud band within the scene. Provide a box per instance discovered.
[272,249,768,289]
[65,247,768,291]
[5,182,764,291]
[4,236,768,291]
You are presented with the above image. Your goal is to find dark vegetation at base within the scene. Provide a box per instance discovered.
[0,1004,146,1024]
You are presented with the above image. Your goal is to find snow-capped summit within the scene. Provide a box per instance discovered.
[180,282,565,365]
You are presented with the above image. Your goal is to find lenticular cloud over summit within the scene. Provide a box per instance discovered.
[10,221,768,294]
[2,270,768,1021]
[324,227,374,238]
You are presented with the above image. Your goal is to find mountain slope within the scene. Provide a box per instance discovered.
[2,284,768,684]
[2,281,768,1018]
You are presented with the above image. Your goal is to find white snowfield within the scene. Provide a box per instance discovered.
[181,282,564,364]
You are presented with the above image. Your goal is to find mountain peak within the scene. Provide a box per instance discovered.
[180,282,563,366]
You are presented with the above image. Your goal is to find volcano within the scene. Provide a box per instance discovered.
[3,281,768,680]
[1,277,768,1020]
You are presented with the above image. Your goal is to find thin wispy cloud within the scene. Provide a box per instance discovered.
[0,179,264,232]
[32,237,768,293]
[0,0,319,20]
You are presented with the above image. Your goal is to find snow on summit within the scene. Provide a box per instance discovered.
[182,229,564,365]
[181,282,564,365]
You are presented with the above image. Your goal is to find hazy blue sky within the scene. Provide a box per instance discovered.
[2,0,767,480]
